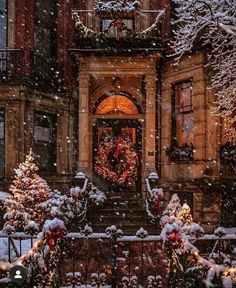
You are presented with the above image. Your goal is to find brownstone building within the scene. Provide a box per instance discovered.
[0,0,235,232]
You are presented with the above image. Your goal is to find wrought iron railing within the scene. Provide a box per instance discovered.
[0,230,235,287]
[0,232,38,263]
[0,49,24,82]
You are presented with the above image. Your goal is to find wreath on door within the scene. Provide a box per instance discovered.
[94,136,138,187]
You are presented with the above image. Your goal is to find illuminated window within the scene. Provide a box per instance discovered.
[0,109,5,178]
[96,95,139,115]
[172,80,193,146]
[34,113,57,173]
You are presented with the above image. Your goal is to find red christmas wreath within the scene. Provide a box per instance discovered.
[95,136,138,187]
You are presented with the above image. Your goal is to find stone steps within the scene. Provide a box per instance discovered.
[87,194,160,235]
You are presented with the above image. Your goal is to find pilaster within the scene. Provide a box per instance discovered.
[78,74,90,175]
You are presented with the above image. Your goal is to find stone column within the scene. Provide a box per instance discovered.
[78,74,90,175]
[57,110,71,175]
[144,75,156,177]
[6,104,21,177]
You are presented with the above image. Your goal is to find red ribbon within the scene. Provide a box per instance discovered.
[114,139,123,158]
[155,199,160,211]
[47,228,65,251]
[166,229,182,243]
[114,19,123,40]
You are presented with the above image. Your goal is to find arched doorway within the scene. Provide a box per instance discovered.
[92,94,142,194]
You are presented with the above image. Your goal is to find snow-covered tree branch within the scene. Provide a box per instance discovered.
[171,0,236,123]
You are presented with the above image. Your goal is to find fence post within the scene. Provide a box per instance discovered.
[105,226,123,288]
[111,234,117,288]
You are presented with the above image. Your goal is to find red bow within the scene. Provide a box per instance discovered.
[166,229,182,243]
[47,228,65,251]
[114,19,123,40]
[114,139,123,158]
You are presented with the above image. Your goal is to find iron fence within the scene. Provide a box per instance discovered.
[0,231,235,287]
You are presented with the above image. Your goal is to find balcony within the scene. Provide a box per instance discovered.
[72,9,164,53]
[0,49,24,83]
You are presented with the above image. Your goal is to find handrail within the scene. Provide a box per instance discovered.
[72,9,162,13]
[1,231,235,241]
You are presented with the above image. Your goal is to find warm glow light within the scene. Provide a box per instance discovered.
[96,95,139,115]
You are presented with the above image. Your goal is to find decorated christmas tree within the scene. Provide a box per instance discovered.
[3,149,51,232]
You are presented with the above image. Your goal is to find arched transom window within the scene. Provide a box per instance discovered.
[96,95,139,115]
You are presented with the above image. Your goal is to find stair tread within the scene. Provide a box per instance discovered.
[87,194,159,235]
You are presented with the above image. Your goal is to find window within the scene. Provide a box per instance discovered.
[0,0,7,72]
[172,80,193,146]
[35,0,57,58]
[0,109,5,178]
[0,0,7,48]
[101,18,134,37]
[34,113,57,173]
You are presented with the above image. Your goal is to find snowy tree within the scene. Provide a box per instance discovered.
[171,0,236,124]
[3,150,51,231]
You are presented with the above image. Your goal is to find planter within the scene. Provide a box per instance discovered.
[220,143,236,162]
[166,143,194,161]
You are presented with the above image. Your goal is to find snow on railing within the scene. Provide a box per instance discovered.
[0,226,235,287]
[145,172,164,223]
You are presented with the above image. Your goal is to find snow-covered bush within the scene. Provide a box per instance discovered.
[87,184,106,206]
[1,151,106,233]
[40,190,82,225]
[161,194,235,288]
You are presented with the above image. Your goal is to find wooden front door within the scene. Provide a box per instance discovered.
[93,119,142,193]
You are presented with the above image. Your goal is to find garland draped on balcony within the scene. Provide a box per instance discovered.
[72,9,164,40]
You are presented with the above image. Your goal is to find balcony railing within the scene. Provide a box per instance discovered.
[72,9,163,52]
[0,49,24,82]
